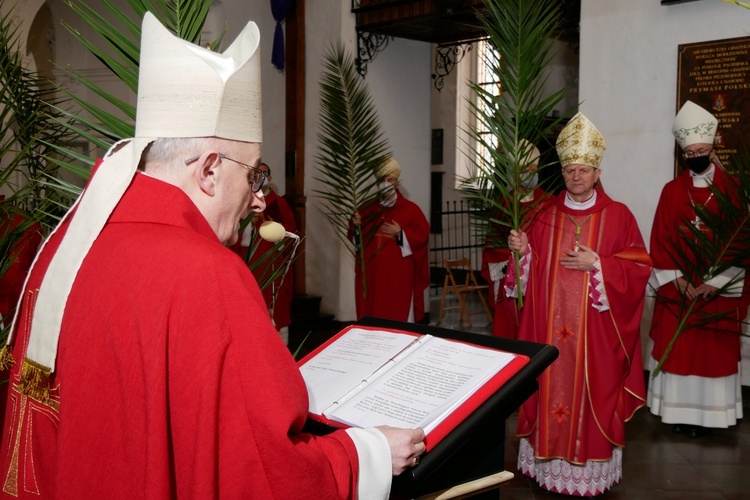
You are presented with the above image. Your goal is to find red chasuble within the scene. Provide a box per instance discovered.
[231,189,298,330]
[0,174,360,499]
[649,168,747,377]
[481,187,547,338]
[516,189,651,464]
[352,191,430,322]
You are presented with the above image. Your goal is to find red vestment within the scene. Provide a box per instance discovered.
[0,197,42,323]
[352,191,430,322]
[0,174,362,499]
[516,189,651,464]
[480,187,547,338]
[231,189,298,330]
[649,168,746,377]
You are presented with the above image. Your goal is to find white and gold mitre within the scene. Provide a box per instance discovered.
[136,12,262,142]
[377,157,402,179]
[556,112,606,169]
[672,100,717,150]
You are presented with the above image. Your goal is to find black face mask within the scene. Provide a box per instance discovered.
[685,154,712,174]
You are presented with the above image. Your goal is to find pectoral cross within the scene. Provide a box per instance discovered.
[690,215,703,230]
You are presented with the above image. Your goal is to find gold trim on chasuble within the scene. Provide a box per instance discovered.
[536,208,601,464]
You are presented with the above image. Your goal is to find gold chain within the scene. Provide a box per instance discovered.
[566,213,593,250]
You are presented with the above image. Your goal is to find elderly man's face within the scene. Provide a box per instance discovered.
[217,143,265,246]
[562,163,600,203]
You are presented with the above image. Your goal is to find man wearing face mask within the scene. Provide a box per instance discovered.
[647,100,746,438]
[481,140,548,338]
[350,157,430,323]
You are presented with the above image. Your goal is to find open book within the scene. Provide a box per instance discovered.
[298,325,529,450]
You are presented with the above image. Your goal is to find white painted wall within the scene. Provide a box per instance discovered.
[580,0,750,377]
[304,5,431,319]
[579,0,749,245]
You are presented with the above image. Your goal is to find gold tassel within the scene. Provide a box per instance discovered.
[0,344,14,371]
[18,357,51,403]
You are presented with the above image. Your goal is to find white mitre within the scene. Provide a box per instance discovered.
[8,12,262,397]
[672,100,717,150]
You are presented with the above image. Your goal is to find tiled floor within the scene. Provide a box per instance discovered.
[427,292,750,499]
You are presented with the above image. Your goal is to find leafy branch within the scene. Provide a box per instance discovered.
[313,42,390,298]
[463,0,572,307]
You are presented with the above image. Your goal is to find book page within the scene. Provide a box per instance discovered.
[325,336,515,432]
[300,328,420,415]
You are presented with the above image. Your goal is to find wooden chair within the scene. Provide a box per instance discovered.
[437,257,493,327]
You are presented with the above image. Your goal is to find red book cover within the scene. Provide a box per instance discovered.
[298,325,530,451]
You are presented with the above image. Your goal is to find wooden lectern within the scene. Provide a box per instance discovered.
[303,316,558,499]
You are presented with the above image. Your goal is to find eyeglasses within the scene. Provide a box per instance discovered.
[184,153,267,193]
[683,147,713,159]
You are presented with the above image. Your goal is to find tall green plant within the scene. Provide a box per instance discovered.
[462,0,572,307]
[314,42,390,298]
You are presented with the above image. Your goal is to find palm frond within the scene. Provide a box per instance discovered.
[313,42,391,297]
[462,0,573,307]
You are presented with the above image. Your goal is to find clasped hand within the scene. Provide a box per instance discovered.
[508,230,597,272]
[560,245,598,272]
[675,276,717,300]
[351,212,401,237]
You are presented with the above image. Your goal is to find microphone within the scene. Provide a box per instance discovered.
[256,221,301,321]
[259,221,286,243]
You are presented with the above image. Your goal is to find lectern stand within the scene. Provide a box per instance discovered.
[302,317,558,499]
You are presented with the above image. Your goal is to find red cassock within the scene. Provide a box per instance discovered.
[0,173,360,498]
[232,189,298,330]
[352,191,430,323]
[649,168,747,377]
[480,187,547,338]
[516,189,651,464]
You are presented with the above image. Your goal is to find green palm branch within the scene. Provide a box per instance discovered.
[0,5,84,343]
[47,0,214,169]
[52,1,296,298]
[462,0,572,307]
[650,150,750,376]
[313,42,391,299]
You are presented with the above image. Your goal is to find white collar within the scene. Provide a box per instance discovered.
[690,164,715,188]
[381,192,397,207]
[564,190,597,210]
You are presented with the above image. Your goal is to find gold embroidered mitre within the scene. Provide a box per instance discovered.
[555,112,607,169]
[672,100,717,150]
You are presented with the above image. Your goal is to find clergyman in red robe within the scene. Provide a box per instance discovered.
[231,162,298,343]
[350,158,430,323]
[0,13,424,498]
[507,113,651,497]
[647,100,748,437]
